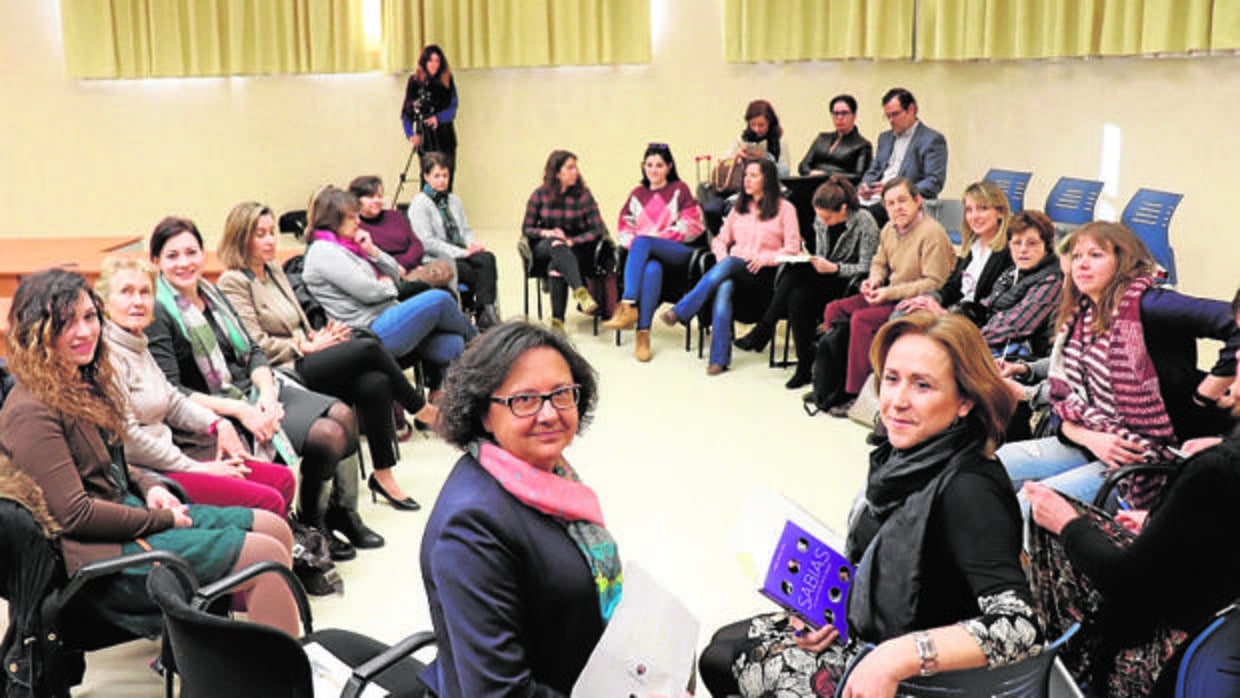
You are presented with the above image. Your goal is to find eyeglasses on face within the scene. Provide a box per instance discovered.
[490,384,581,417]
[831,110,852,118]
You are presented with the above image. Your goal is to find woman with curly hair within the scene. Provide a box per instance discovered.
[420,321,621,695]
[0,269,297,637]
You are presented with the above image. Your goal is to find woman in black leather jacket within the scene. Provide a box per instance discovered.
[797,94,874,184]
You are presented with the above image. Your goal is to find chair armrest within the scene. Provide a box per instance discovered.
[1091,463,1181,509]
[192,560,314,634]
[61,550,196,605]
[341,630,438,698]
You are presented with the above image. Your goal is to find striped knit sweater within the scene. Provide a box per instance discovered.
[1048,276,1176,457]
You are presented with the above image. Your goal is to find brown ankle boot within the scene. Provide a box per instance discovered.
[635,330,652,362]
[602,302,639,330]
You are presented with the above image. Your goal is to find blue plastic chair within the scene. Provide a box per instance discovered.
[984,169,1033,212]
[1044,177,1103,238]
[925,198,964,245]
[1175,599,1240,697]
[836,624,1080,697]
[1121,188,1183,286]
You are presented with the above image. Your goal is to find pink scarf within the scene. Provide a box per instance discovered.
[475,441,604,525]
[310,229,382,277]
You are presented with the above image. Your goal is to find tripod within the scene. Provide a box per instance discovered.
[391,144,419,209]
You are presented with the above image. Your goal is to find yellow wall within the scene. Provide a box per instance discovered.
[3,0,1237,301]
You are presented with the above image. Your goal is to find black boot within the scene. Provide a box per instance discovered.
[784,365,812,390]
[475,304,500,331]
[324,506,385,550]
[734,323,773,352]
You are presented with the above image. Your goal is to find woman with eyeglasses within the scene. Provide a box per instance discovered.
[602,142,705,361]
[797,95,873,184]
[420,320,623,696]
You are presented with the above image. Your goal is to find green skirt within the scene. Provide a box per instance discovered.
[90,497,253,638]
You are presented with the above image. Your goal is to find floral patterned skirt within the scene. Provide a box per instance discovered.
[1028,502,1188,697]
[727,613,860,697]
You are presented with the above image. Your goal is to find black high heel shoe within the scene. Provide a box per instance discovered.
[368,474,421,511]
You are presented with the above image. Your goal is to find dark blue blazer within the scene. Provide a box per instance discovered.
[419,453,605,697]
[861,121,949,200]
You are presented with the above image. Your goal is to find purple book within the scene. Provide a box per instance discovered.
[760,520,853,642]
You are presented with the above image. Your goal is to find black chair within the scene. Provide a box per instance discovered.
[611,237,712,350]
[279,210,308,241]
[0,492,194,698]
[517,235,615,335]
[1091,462,1181,511]
[148,561,435,698]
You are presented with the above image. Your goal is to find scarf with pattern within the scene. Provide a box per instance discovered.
[424,184,463,247]
[1048,275,1176,457]
[154,275,295,464]
[470,440,623,622]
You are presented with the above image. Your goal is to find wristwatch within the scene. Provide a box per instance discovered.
[913,631,939,677]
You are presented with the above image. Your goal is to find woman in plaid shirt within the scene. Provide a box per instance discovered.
[521,150,605,333]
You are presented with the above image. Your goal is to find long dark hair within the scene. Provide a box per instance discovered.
[742,99,783,161]
[639,143,681,189]
[541,149,586,201]
[414,44,451,87]
[734,158,781,220]
[6,269,127,437]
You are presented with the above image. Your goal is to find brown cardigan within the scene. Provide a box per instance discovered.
[0,385,174,573]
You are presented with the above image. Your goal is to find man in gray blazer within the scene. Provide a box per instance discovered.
[858,87,948,226]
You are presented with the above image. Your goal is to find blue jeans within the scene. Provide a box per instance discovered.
[671,256,754,367]
[370,289,477,364]
[997,436,1108,504]
[622,237,694,330]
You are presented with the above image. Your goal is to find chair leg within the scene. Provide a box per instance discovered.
[536,279,544,319]
[523,272,531,318]
[683,321,691,352]
[614,328,621,347]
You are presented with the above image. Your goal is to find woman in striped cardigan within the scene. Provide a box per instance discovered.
[996,221,1239,507]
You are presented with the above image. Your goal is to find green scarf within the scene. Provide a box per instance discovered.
[154,276,296,465]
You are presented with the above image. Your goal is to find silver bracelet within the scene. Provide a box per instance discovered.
[913,631,939,677]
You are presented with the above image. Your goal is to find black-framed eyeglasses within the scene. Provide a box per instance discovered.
[831,110,852,118]
[490,385,581,417]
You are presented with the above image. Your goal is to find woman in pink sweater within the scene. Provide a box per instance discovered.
[661,158,800,374]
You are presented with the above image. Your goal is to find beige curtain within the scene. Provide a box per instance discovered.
[917,0,1240,60]
[722,0,914,62]
[61,0,377,79]
[383,0,651,71]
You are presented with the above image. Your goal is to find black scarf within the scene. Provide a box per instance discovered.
[846,420,984,642]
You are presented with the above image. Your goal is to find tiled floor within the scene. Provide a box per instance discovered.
[10,236,877,695]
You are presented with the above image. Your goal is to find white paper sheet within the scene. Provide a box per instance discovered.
[572,562,698,697]
[303,641,391,698]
